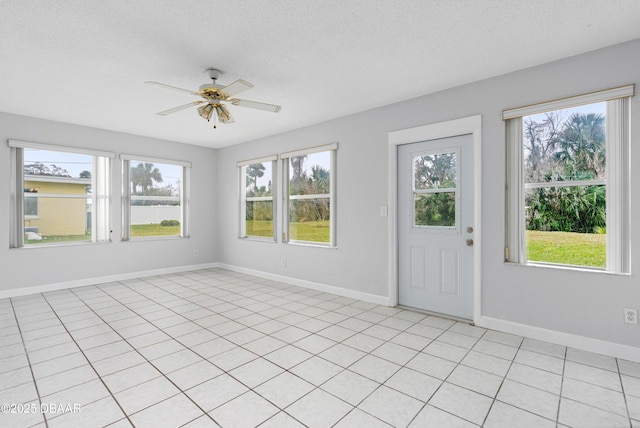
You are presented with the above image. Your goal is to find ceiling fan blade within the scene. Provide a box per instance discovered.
[228,98,281,113]
[156,101,205,116]
[220,79,254,97]
[146,81,201,96]
[216,104,235,123]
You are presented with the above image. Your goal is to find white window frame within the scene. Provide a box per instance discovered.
[121,154,191,241]
[238,155,277,241]
[281,143,337,247]
[9,140,114,248]
[504,85,633,273]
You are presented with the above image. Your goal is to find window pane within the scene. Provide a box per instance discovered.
[24,194,38,216]
[522,102,607,269]
[524,102,606,183]
[289,198,330,243]
[23,149,92,245]
[414,152,457,190]
[525,185,606,267]
[414,192,456,227]
[241,161,274,239]
[245,162,273,197]
[289,152,330,196]
[24,196,91,244]
[246,200,273,238]
[129,161,181,238]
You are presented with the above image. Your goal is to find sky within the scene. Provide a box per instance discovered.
[24,149,181,187]
[526,101,606,123]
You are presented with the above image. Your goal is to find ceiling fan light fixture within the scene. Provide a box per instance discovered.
[215,105,231,122]
[197,103,215,121]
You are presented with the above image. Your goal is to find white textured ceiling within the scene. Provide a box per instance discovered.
[1,0,639,148]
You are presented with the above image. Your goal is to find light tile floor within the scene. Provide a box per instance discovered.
[0,268,638,428]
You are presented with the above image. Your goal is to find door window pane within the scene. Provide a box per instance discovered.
[412,151,457,228]
[414,193,456,227]
[414,152,457,190]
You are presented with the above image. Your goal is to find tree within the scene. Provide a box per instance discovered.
[290,156,307,195]
[523,112,563,182]
[310,165,330,193]
[414,153,456,189]
[131,163,163,194]
[246,163,266,195]
[413,153,456,226]
[523,111,606,234]
[555,112,605,180]
[24,162,71,177]
[79,170,92,179]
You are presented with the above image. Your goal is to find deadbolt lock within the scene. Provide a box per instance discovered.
[466,226,473,233]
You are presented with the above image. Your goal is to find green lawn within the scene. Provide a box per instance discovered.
[246,220,274,238]
[25,223,180,244]
[247,220,330,243]
[25,234,91,245]
[130,224,180,237]
[526,230,606,268]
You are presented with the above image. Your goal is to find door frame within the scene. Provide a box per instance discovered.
[388,115,482,324]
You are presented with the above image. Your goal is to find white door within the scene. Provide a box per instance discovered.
[397,134,474,319]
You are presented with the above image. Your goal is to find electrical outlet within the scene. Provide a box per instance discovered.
[281,258,287,268]
[193,249,199,257]
[624,308,638,325]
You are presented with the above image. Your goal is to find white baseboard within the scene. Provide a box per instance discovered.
[477,315,640,364]
[0,262,218,299]
[215,263,390,306]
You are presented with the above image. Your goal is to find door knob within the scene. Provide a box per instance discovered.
[466,239,474,246]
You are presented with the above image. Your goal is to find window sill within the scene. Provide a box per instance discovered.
[504,261,629,276]
[16,240,103,249]
[285,241,337,249]
[124,235,185,242]
[240,236,277,243]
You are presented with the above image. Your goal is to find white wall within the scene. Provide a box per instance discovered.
[215,39,640,350]
[0,113,217,292]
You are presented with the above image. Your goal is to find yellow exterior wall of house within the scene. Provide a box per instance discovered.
[24,180,88,236]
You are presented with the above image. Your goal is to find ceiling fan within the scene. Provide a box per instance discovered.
[146,68,281,128]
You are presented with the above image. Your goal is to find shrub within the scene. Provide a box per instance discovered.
[161,219,180,226]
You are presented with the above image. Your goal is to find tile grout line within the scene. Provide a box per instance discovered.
[39,290,135,427]
[67,283,222,427]
[4,267,638,427]
[9,296,49,428]
[616,357,634,427]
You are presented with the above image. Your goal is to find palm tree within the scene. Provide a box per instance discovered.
[556,113,605,180]
[246,163,266,195]
[131,163,163,194]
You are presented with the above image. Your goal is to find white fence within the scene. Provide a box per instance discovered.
[131,206,181,225]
